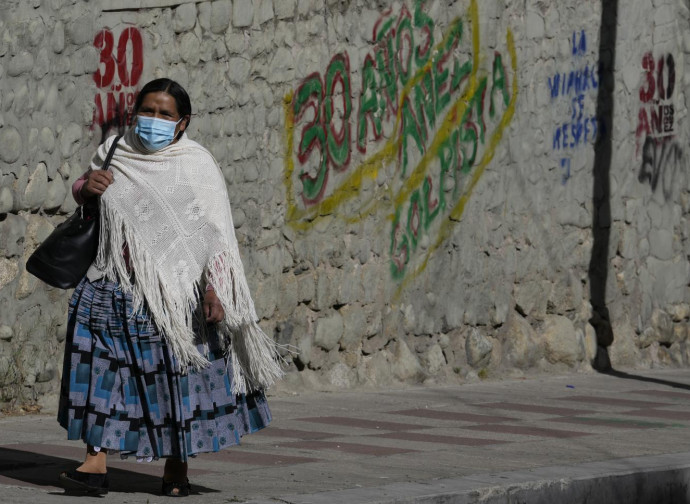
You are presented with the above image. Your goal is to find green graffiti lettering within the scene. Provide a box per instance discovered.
[375,35,398,117]
[434,57,451,117]
[433,20,462,117]
[357,55,382,151]
[474,78,488,144]
[450,80,486,190]
[293,74,328,203]
[407,190,422,249]
[413,0,434,68]
[395,15,414,86]
[448,19,471,95]
[456,80,487,176]
[422,175,442,228]
[451,59,472,94]
[287,3,518,289]
[299,158,328,202]
[412,68,435,144]
[445,129,461,195]
[427,136,455,223]
[400,97,424,177]
[437,133,456,182]
[325,54,352,169]
[376,15,396,42]
[490,52,510,118]
[293,73,322,117]
[459,123,478,176]
[390,209,410,279]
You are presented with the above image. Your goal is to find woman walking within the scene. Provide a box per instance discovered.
[57,78,283,496]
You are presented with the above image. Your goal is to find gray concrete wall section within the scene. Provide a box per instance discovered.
[1,0,690,406]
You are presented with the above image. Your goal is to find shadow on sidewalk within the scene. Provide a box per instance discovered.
[604,369,690,392]
[0,446,219,496]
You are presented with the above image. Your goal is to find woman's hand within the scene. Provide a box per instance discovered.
[81,170,114,199]
[203,290,225,323]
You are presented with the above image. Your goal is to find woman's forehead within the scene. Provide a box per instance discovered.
[139,91,178,113]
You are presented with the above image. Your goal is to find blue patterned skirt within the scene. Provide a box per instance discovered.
[57,278,271,462]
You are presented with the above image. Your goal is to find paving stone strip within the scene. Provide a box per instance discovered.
[2,371,690,503]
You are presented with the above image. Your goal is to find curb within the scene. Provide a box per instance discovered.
[244,452,690,504]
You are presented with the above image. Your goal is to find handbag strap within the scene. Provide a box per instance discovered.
[102,135,122,171]
[83,135,122,212]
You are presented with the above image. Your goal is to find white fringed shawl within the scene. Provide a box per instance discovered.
[91,130,283,394]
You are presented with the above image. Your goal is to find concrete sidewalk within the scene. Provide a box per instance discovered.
[2,368,690,503]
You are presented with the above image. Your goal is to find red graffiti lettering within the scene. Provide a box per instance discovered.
[117,27,144,87]
[93,29,116,88]
[92,27,144,141]
[637,52,676,144]
[639,52,655,103]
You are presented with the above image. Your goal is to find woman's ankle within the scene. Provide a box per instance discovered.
[163,459,188,481]
[76,461,108,474]
[79,445,108,474]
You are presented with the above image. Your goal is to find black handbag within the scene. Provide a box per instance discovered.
[26,136,121,289]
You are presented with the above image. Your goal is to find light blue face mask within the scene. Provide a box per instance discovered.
[135,115,183,151]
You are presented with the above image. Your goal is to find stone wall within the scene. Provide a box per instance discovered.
[1,0,690,408]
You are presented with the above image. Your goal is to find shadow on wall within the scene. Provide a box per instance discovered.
[588,0,618,372]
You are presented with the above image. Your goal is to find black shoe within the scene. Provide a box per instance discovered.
[162,477,191,497]
[58,469,109,495]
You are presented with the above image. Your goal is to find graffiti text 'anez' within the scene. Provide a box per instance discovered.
[284,0,517,293]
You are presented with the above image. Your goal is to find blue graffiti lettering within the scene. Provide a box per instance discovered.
[548,64,598,100]
[561,158,571,185]
[552,117,598,150]
[572,30,586,57]
[548,74,560,99]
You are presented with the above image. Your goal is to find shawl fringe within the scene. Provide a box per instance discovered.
[208,250,285,395]
[96,201,209,371]
[94,133,284,393]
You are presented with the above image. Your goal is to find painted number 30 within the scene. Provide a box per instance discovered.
[93,27,143,88]
[639,52,675,103]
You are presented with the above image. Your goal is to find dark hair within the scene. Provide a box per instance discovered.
[134,78,192,132]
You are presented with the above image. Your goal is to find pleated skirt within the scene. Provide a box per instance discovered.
[57,277,271,462]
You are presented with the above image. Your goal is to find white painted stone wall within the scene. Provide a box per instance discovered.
[1,0,689,407]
